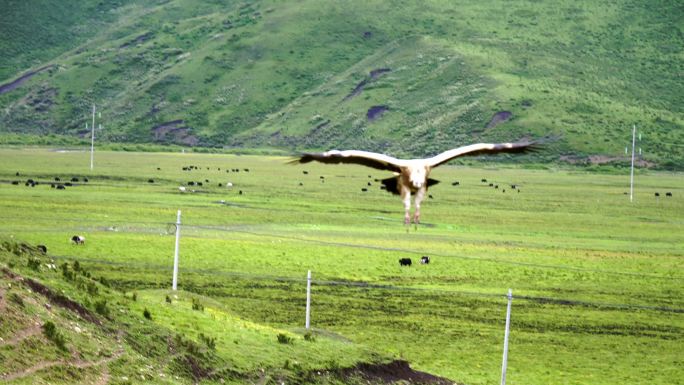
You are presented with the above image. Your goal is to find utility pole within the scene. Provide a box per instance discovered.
[90,105,96,170]
[305,270,312,329]
[630,125,636,202]
[172,210,181,291]
[89,105,102,171]
[501,289,513,385]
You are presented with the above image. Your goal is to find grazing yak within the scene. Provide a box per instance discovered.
[291,141,539,226]
[71,235,85,245]
[399,258,412,267]
[420,256,430,264]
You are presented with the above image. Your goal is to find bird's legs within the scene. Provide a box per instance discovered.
[413,186,426,227]
[401,187,412,227]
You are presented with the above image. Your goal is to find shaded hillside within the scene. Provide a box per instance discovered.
[0,0,682,167]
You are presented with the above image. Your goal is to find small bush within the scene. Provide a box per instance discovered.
[86,281,98,296]
[173,333,203,357]
[143,308,152,320]
[72,260,81,271]
[191,297,204,311]
[304,331,316,342]
[42,321,67,350]
[10,242,22,256]
[94,299,109,317]
[61,263,73,280]
[277,333,292,344]
[131,292,137,301]
[10,292,24,307]
[198,333,216,350]
[165,295,172,304]
[27,257,41,271]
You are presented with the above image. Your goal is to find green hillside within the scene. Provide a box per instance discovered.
[0,0,682,167]
[0,239,450,384]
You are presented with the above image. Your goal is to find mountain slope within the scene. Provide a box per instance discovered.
[0,0,682,167]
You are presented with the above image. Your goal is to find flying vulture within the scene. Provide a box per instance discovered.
[291,141,539,226]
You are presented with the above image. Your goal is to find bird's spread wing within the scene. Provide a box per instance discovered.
[426,141,540,168]
[289,150,404,172]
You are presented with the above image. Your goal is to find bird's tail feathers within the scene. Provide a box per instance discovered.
[381,177,440,195]
[381,177,400,195]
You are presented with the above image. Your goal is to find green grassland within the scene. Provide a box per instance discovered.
[0,147,682,384]
[0,0,682,167]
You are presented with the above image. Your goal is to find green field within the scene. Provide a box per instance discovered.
[1,147,683,384]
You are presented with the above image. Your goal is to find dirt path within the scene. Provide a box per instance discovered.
[0,359,66,382]
[0,324,41,347]
[94,366,110,385]
[0,65,53,95]
[0,331,124,382]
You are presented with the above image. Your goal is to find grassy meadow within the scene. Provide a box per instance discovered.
[0,147,682,384]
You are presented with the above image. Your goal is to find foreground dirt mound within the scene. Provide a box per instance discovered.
[341,360,457,384]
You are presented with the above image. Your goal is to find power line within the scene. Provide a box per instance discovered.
[48,254,684,313]
[182,224,684,281]
[1,218,680,281]
[0,215,170,227]
[515,294,684,313]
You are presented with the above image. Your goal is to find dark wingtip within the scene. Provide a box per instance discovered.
[286,157,302,165]
[519,134,562,153]
[287,154,314,165]
[523,142,543,153]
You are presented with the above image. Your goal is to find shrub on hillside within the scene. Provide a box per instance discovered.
[191,297,204,311]
[277,333,292,344]
[198,333,216,350]
[10,292,24,307]
[304,331,316,342]
[94,299,109,317]
[42,321,67,351]
[27,257,41,271]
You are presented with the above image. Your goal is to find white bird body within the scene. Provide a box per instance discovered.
[292,141,538,226]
